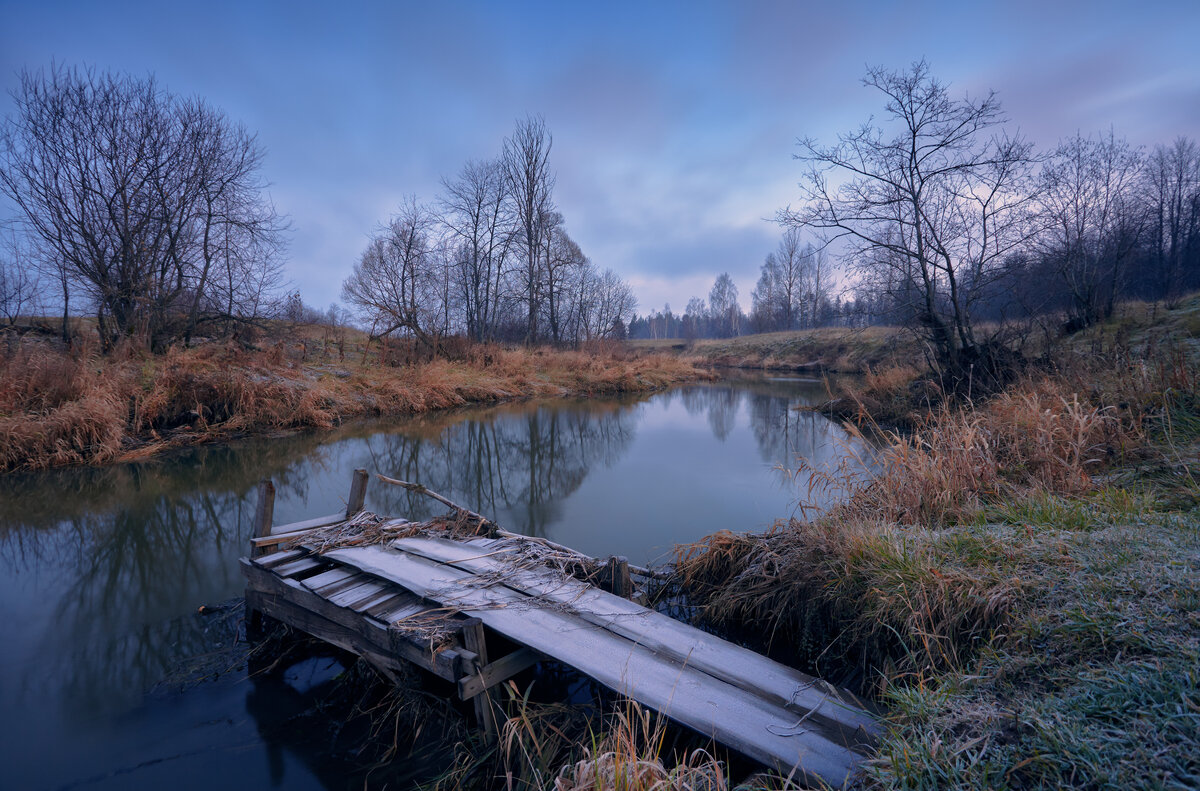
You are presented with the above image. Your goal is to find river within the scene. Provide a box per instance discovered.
[0,375,866,790]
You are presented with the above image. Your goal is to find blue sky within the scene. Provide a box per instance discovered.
[2,0,1198,313]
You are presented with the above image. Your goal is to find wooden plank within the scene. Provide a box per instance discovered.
[241,559,462,681]
[460,618,498,741]
[307,572,371,600]
[325,579,387,608]
[251,480,276,559]
[253,548,307,569]
[272,556,325,579]
[348,588,398,613]
[458,647,541,700]
[324,545,867,785]
[363,592,416,620]
[301,566,358,593]
[268,512,345,537]
[393,535,880,745]
[345,468,369,517]
[377,599,433,625]
[246,588,413,679]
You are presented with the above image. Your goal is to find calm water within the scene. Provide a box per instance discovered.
[0,375,865,790]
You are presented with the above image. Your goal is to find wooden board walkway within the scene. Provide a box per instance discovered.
[242,472,880,787]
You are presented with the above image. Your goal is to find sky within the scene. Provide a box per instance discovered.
[2,0,1198,315]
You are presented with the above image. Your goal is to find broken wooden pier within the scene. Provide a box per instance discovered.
[243,470,880,786]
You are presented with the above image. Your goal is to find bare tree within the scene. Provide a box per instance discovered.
[1037,130,1145,328]
[502,115,555,344]
[439,158,512,341]
[1145,137,1200,306]
[708,273,741,338]
[341,197,441,349]
[0,225,40,326]
[780,61,1037,385]
[0,65,285,351]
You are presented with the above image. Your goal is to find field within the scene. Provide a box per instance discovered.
[0,326,701,471]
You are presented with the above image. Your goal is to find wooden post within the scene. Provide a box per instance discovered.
[252,479,275,559]
[460,618,498,742]
[606,556,633,599]
[346,468,369,517]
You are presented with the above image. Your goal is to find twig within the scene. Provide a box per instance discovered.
[374,473,668,580]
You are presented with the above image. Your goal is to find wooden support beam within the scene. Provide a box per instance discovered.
[458,647,540,701]
[605,556,633,599]
[252,479,275,559]
[346,468,369,517]
[459,618,498,742]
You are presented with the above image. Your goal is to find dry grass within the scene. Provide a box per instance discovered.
[630,325,916,374]
[669,340,1198,692]
[666,325,1200,788]
[552,702,735,791]
[0,337,701,472]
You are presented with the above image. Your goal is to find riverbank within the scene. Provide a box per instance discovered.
[630,325,916,373]
[0,337,701,472]
[666,334,1200,788]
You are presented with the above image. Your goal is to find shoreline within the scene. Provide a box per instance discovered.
[0,340,704,473]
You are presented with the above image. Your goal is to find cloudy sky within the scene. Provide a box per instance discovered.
[2,0,1198,314]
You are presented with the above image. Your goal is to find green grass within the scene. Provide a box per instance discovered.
[869,512,1200,791]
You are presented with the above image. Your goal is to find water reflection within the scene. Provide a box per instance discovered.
[0,375,865,790]
[361,399,639,537]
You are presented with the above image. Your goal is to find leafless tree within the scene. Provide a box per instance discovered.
[341,197,441,349]
[502,115,556,344]
[0,66,285,351]
[708,273,740,338]
[0,225,40,326]
[439,158,513,341]
[1145,137,1200,306]
[1037,130,1145,328]
[780,60,1037,385]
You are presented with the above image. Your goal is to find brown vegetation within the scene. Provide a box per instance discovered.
[632,324,917,373]
[669,336,1198,690]
[0,334,700,472]
[665,327,1200,788]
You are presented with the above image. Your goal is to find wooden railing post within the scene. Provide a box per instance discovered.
[252,479,275,559]
[460,618,498,742]
[346,468,369,517]
[606,556,633,599]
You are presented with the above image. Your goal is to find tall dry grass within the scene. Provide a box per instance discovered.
[0,337,701,471]
[552,702,732,791]
[670,343,1196,694]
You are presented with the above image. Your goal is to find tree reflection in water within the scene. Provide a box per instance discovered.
[0,376,867,790]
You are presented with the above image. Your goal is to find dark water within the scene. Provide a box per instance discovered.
[0,375,865,790]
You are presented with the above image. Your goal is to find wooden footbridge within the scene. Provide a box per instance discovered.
[243,470,880,786]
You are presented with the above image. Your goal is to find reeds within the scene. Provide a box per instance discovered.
[0,337,701,471]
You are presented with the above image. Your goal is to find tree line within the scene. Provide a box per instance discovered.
[782,60,1199,386]
[340,115,638,349]
[633,62,1199,377]
[0,66,287,351]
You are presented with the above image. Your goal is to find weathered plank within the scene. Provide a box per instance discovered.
[301,566,359,594]
[458,647,540,700]
[252,480,275,558]
[268,512,346,537]
[272,556,326,580]
[390,535,880,743]
[346,469,369,517]
[241,559,462,681]
[323,544,867,785]
[460,618,498,741]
